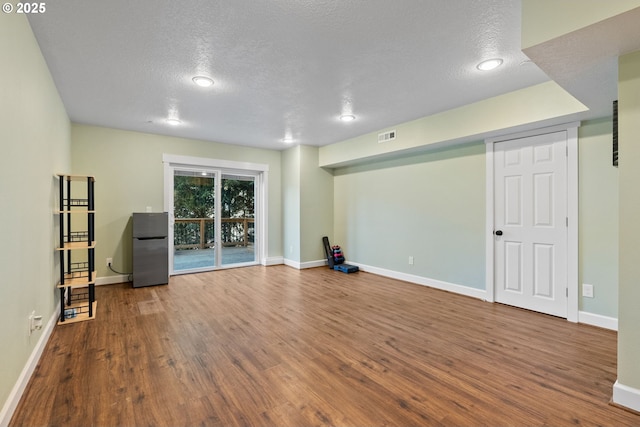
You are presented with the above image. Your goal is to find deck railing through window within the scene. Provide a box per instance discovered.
[174,218,254,250]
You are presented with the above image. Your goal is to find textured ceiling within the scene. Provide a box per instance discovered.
[28,0,552,150]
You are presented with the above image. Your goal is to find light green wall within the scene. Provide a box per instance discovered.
[522,0,640,49]
[282,146,301,262]
[334,142,486,289]
[0,14,70,412]
[299,146,333,263]
[618,50,640,391]
[331,119,621,311]
[71,124,283,277]
[578,118,619,317]
[282,145,334,264]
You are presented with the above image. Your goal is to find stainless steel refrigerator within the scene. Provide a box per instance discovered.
[132,212,169,287]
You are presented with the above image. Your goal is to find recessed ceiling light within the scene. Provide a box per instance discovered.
[166,118,181,126]
[477,58,503,71]
[192,76,214,87]
[340,114,356,122]
[282,137,294,144]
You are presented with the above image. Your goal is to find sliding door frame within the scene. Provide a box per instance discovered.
[163,154,269,275]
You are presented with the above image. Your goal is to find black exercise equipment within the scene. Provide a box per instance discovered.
[322,236,359,273]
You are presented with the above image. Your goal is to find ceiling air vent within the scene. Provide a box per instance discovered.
[378,130,396,143]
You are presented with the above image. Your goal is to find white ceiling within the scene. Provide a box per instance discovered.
[28,1,557,150]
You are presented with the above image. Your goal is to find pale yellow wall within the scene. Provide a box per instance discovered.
[522,0,640,49]
[319,82,586,168]
[71,124,283,278]
[0,14,70,414]
[617,50,640,390]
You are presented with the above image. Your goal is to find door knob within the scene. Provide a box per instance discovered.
[494,230,503,236]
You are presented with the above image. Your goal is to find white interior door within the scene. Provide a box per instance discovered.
[494,131,568,318]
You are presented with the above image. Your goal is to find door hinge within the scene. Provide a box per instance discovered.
[566,217,568,227]
[566,288,568,297]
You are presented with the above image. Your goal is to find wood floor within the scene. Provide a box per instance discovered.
[11,266,640,427]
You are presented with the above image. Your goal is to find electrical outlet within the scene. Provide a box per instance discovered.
[582,283,594,298]
[28,311,42,335]
[106,257,113,267]
[33,315,42,331]
[408,256,414,265]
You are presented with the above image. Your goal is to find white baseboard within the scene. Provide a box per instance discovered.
[0,309,57,427]
[283,258,299,269]
[352,262,487,300]
[283,258,326,270]
[96,274,129,286]
[263,256,284,266]
[300,259,327,269]
[613,380,640,413]
[578,311,618,331]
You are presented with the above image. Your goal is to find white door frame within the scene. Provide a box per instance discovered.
[485,122,579,322]
[162,154,269,274]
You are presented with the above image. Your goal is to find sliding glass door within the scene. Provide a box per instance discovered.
[168,165,261,274]
[173,170,217,272]
[220,174,255,266]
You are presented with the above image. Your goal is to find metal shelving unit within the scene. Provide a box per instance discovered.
[56,174,97,324]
